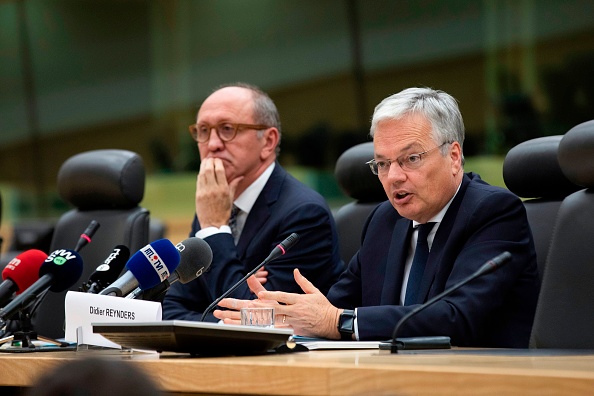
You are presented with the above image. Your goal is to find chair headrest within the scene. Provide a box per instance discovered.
[503,136,581,199]
[335,142,386,203]
[58,149,145,210]
[559,120,594,189]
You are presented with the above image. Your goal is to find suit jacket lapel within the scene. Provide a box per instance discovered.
[380,218,412,305]
[235,163,284,255]
[417,174,471,302]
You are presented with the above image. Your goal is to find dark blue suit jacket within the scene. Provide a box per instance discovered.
[327,172,540,348]
[162,163,344,321]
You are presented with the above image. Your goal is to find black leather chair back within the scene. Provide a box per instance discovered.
[33,149,150,339]
[503,135,581,281]
[334,142,386,264]
[530,120,594,348]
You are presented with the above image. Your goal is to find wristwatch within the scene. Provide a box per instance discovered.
[337,309,356,341]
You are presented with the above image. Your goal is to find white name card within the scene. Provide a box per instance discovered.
[65,291,162,348]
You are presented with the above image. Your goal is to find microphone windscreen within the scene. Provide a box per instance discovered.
[40,249,84,292]
[176,238,213,283]
[126,239,180,290]
[89,245,130,284]
[2,249,48,294]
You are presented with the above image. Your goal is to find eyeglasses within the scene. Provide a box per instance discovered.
[366,142,450,175]
[188,122,270,143]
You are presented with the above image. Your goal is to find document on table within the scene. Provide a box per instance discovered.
[293,336,381,350]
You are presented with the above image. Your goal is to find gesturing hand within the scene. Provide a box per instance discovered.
[255,266,268,285]
[214,269,342,339]
[257,268,341,339]
[214,275,280,325]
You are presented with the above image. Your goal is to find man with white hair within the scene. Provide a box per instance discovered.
[215,87,540,348]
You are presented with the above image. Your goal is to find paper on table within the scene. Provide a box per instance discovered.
[293,336,381,350]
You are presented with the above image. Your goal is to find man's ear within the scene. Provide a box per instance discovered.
[450,141,463,175]
[261,128,279,159]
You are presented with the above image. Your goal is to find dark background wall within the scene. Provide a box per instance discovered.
[1,0,594,221]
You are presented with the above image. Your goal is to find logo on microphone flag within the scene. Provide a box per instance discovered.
[45,249,78,265]
[140,245,171,281]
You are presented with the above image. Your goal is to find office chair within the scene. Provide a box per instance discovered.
[32,149,150,339]
[334,142,386,264]
[149,218,167,242]
[530,120,594,349]
[503,135,581,281]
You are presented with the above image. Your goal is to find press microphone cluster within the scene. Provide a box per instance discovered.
[99,239,180,297]
[387,251,512,353]
[0,221,97,331]
[200,232,300,321]
[0,248,84,324]
[126,237,213,301]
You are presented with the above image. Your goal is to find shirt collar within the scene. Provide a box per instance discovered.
[234,162,275,214]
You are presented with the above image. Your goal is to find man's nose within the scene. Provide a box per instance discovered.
[386,161,407,181]
[206,127,224,149]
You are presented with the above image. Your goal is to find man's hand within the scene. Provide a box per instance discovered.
[195,158,243,228]
[214,269,342,339]
[258,268,341,339]
[255,266,268,285]
[214,275,279,324]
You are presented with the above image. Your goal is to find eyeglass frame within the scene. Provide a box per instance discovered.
[188,122,271,143]
[366,142,451,175]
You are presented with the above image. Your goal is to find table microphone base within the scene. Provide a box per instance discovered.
[379,336,451,353]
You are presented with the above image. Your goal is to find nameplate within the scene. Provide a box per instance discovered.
[64,291,162,348]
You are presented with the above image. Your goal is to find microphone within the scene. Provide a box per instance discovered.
[74,220,100,252]
[200,233,300,321]
[0,249,83,323]
[126,237,213,301]
[80,245,130,294]
[0,250,48,307]
[387,251,512,353]
[99,239,180,297]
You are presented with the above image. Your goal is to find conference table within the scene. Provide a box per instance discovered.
[1,346,594,395]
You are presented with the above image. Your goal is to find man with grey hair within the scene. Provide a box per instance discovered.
[215,87,540,348]
[163,83,343,322]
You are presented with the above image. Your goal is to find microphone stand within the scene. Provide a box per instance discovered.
[389,251,512,353]
[0,305,70,349]
[0,291,71,350]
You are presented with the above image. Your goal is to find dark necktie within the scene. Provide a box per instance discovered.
[229,205,240,241]
[404,222,435,305]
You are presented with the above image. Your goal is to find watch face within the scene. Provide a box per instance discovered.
[339,310,355,340]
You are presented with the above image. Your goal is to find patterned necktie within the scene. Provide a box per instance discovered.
[404,222,436,305]
[228,205,240,241]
